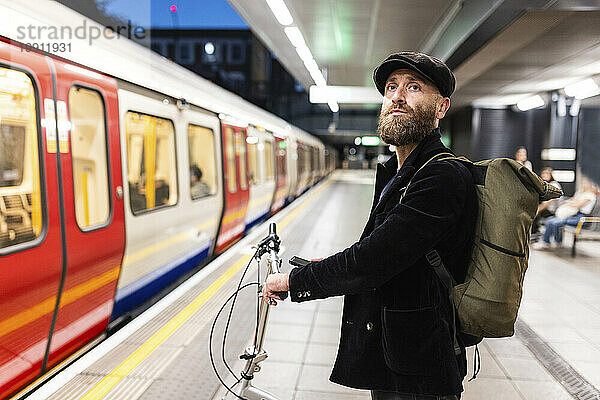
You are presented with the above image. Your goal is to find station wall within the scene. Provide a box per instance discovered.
[579,107,600,187]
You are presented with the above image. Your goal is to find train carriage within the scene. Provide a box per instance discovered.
[0,2,335,398]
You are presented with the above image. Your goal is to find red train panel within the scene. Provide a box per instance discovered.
[0,40,63,399]
[216,124,250,253]
[44,60,125,370]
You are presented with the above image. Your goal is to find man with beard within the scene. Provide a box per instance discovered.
[264,52,477,400]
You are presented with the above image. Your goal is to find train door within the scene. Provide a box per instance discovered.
[43,60,125,369]
[270,135,287,214]
[216,123,249,253]
[244,128,275,233]
[0,42,63,398]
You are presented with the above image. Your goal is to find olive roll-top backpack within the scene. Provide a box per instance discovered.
[404,154,563,342]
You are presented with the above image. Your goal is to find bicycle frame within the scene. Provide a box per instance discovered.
[234,230,282,400]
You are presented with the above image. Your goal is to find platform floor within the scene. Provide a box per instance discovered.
[31,170,600,400]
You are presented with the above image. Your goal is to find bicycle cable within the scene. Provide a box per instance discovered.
[209,281,258,400]
[220,247,260,380]
[210,245,266,400]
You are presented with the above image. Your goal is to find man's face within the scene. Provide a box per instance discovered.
[377,69,449,147]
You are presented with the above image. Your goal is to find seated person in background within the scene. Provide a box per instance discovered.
[515,146,533,171]
[190,165,210,199]
[155,178,170,206]
[129,179,146,212]
[531,167,562,238]
[534,177,599,250]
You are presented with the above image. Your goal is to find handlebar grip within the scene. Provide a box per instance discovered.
[274,291,288,300]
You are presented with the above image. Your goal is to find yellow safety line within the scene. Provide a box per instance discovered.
[80,255,252,400]
[80,178,332,399]
[0,267,120,338]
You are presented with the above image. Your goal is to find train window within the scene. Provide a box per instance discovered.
[247,140,260,186]
[188,124,217,200]
[297,144,305,178]
[236,131,248,190]
[264,140,274,181]
[277,143,287,178]
[0,67,43,249]
[125,112,178,213]
[225,126,237,193]
[68,86,110,229]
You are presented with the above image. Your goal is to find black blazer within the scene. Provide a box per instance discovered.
[288,129,477,395]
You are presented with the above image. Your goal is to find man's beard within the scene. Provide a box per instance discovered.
[377,101,438,146]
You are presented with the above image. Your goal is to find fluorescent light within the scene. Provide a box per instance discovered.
[327,99,339,113]
[246,136,259,144]
[516,95,545,111]
[541,148,576,161]
[309,85,383,104]
[564,78,600,99]
[295,45,313,62]
[551,170,575,183]
[284,26,306,48]
[304,58,320,75]
[361,136,380,146]
[354,137,362,145]
[307,67,327,87]
[266,0,293,25]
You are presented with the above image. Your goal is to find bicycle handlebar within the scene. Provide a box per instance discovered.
[256,223,288,300]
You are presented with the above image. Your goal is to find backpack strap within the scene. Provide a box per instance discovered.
[399,152,455,202]
[397,152,462,355]
[426,250,461,356]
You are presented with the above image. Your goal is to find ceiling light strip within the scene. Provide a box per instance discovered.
[516,95,545,111]
[279,17,338,111]
[266,0,293,25]
[564,78,600,99]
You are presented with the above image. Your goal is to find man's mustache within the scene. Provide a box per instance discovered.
[382,104,414,117]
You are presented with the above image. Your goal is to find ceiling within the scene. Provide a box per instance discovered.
[227,0,600,113]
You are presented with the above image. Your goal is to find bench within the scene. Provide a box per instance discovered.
[564,200,600,257]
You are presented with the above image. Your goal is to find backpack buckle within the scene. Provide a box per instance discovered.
[426,250,442,267]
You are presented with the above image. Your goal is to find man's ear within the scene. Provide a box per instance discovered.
[436,97,451,119]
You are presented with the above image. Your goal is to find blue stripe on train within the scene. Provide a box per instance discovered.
[244,211,270,234]
[111,244,211,320]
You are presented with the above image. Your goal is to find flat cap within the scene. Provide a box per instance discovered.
[373,52,455,98]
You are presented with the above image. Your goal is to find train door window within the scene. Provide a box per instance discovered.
[297,144,305,178]
[225,126,237,193]
[304,147,311,174]
[0,67,43,249]
[68,86,110,229]
[247,139,259,186]
[188,124,216,200]
[264,140,274,181]
[236,131,248,190]
[125,112,177,213]
[277,143,287,177]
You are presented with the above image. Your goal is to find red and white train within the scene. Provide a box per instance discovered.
[0,2,336,398]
